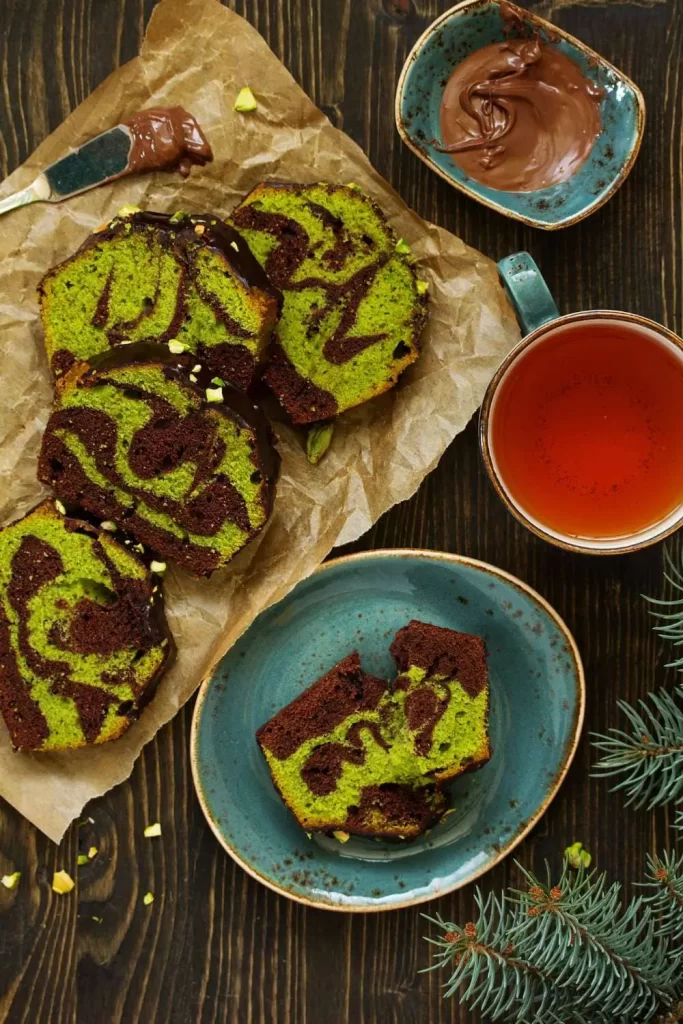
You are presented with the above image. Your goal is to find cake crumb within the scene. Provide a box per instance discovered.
[52,870,75,895]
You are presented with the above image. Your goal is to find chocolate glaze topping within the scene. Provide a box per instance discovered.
[438,26,604,192]
[123,107,213,178]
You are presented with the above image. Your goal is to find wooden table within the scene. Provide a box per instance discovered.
[1,1,681,1021]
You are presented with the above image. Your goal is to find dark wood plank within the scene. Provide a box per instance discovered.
[0,1,681,1021]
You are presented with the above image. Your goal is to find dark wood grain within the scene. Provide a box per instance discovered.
[0,1,682,1021]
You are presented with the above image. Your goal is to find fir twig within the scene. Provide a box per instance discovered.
[645,548,683,671]
[642,850,683,955]
[425,860,681,1023]
[424,893,554,1019]
[590,686,683,810]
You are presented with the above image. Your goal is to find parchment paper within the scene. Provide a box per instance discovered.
[0,0,519,842]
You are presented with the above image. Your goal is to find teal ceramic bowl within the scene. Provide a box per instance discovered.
[395,0,645,230]
[191,550,584,912]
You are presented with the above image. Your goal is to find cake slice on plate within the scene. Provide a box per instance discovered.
[390,619,491,781]
[256,622,491,840]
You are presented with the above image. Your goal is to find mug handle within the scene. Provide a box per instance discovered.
[497,252,560,336]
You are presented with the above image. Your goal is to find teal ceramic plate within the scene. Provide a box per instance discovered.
[395,0,645,229]
[191,551,584,912]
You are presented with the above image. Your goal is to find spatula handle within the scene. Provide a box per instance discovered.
[0,175,52,218]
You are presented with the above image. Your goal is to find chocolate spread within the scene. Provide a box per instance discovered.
[438,37,603,192]
[123,106,213,178]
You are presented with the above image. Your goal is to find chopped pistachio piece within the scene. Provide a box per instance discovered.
[144,822,162,838]
[149,561,167,574]
[189,373,198,383]
[234,86,258,113]
[91,915,103,923]
[416,279,429,295]
[230,241,239,251]
[347,182,361,190]
[194,223,206,236]
[205,386,223,403]
[143,891,155,906]
[565,841,592,869]
[100,520,116,532]
[77,854,89,866]
[395,238,411,256]
[133,543,145,554]
[332,830,350,843]
[169,210,186,223]
[192,364,202,373]
[168,340,186,354]
[79,817,95,827]
[306,422,335,465]
[55,499,67,515]
[52,870,75,894]
[1,871,21,890]
[211,376,226,386]
[116,204,141,219]
[88,847,98,860]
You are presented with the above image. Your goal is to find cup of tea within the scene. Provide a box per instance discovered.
[480,252,683,554]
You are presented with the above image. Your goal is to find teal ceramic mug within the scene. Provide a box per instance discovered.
[479,252,683,554]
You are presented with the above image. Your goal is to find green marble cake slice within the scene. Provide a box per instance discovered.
[37,344,280,577]
[0,499,173,752]
[389,620,491,780]
[230,182,429,424]
[256,653,446,840]
[39,209,282,391]
[256,623,490,840]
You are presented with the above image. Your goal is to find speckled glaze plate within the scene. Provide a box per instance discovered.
[191,551,584,912]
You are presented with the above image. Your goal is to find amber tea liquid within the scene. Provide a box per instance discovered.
[489,319,683,541]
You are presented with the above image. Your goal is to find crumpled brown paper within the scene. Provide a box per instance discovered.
[0,0,520,842]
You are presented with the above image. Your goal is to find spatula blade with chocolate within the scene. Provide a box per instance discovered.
[0,106,212,219]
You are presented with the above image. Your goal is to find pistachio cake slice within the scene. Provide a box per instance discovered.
[230,182,429,424]
[256,653,447,840]
[39,209,282,391]
[257,623,490,840]
[38,345,280,577]
[0,499,173,752]
[389,620,491,780]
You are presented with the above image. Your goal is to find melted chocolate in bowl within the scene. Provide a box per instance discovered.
[438,39,603,192]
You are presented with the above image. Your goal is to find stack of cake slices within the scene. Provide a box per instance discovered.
[1,185,429,752]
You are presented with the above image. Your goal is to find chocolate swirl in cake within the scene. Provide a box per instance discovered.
[39,210,282,391]
[38,346,280,577]
[231,182,429,424]
[0,500,173,752]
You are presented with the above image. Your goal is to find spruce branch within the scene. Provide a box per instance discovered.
[645,548,683,671]
[424,892,565,1020]
[642,850,683,955]
[590,686,683,810]
[509,863,677,1017]
[426,860,681,1023]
